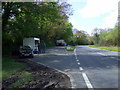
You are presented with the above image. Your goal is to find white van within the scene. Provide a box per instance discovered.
[23,38,40,52]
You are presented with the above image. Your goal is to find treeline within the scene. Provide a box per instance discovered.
[72,30,90,45]
[91,25,119,47]
[71,24,119,47]
[2,2,73,55]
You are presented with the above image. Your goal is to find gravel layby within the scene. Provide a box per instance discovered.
[2,59,71,89]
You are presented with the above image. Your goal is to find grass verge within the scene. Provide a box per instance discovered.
[2,58,32,88]
[89,45,120,52]
[65,46,75,51]
[2,58,71,88]
[2,58,25,79]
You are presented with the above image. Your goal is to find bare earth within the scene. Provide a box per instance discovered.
[2,59,71,89]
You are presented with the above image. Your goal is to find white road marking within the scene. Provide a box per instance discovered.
[74,48,78,60]
[79,67,83,71]
[82,73,94,89]
[71,86,75,88]
[97,52,106,56]
[68,74,77,88]
[74,48,93,89]
[74,48,76,52]
[97,53,118,61]
[110,57,115,59]
[75,56,78,60]
[75,52,77,56]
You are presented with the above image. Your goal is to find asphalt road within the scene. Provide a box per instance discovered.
[30,46,119,89]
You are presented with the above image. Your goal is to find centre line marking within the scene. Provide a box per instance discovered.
[82,73,94,89]
[74,48,76,52]
[74,49,78,60]
[76,59,79,61]
[79,67,83,71]
[74,47,94,89]
[75,56,78,60]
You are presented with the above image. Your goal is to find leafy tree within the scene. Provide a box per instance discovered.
[74,30,89,45]
[91,24,119,47]
[2,1,73,55]
[92,28,100,45]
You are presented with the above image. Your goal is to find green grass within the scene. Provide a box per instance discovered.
[65,46,75,51]
[11,71,32,88]
[2,58,25,79]
[89,45,120,52]
[2,58,33,88]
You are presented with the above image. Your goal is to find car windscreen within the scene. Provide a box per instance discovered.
[20,46,32,52]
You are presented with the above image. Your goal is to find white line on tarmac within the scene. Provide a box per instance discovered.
[74,48,76,53]
[97,52,106,56]
[79,67,83,71]
[75,52,77,56]
[75,56,78,60]
[82,73,94,89]
[74,49,77,56]
[74,48,94,89]
[74,48,78,60]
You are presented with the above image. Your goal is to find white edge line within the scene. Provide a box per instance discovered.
[82,73,93,89]
[97,52,106,56]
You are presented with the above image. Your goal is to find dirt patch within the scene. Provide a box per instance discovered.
[2,58,71,89]
[2,75,19,88]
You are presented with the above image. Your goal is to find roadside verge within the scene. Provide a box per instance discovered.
[89,45,120,52]
[65,46,76,51]
[2,58,71,88]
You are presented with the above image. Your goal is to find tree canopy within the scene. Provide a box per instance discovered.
[2,1,73,55]
[91,24,119,46]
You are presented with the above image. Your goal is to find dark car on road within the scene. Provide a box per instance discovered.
[19,46,34,58]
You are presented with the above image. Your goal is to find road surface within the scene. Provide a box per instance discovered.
[29,46,119,89]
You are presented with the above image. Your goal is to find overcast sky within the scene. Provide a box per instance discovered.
[67,0,119,35]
